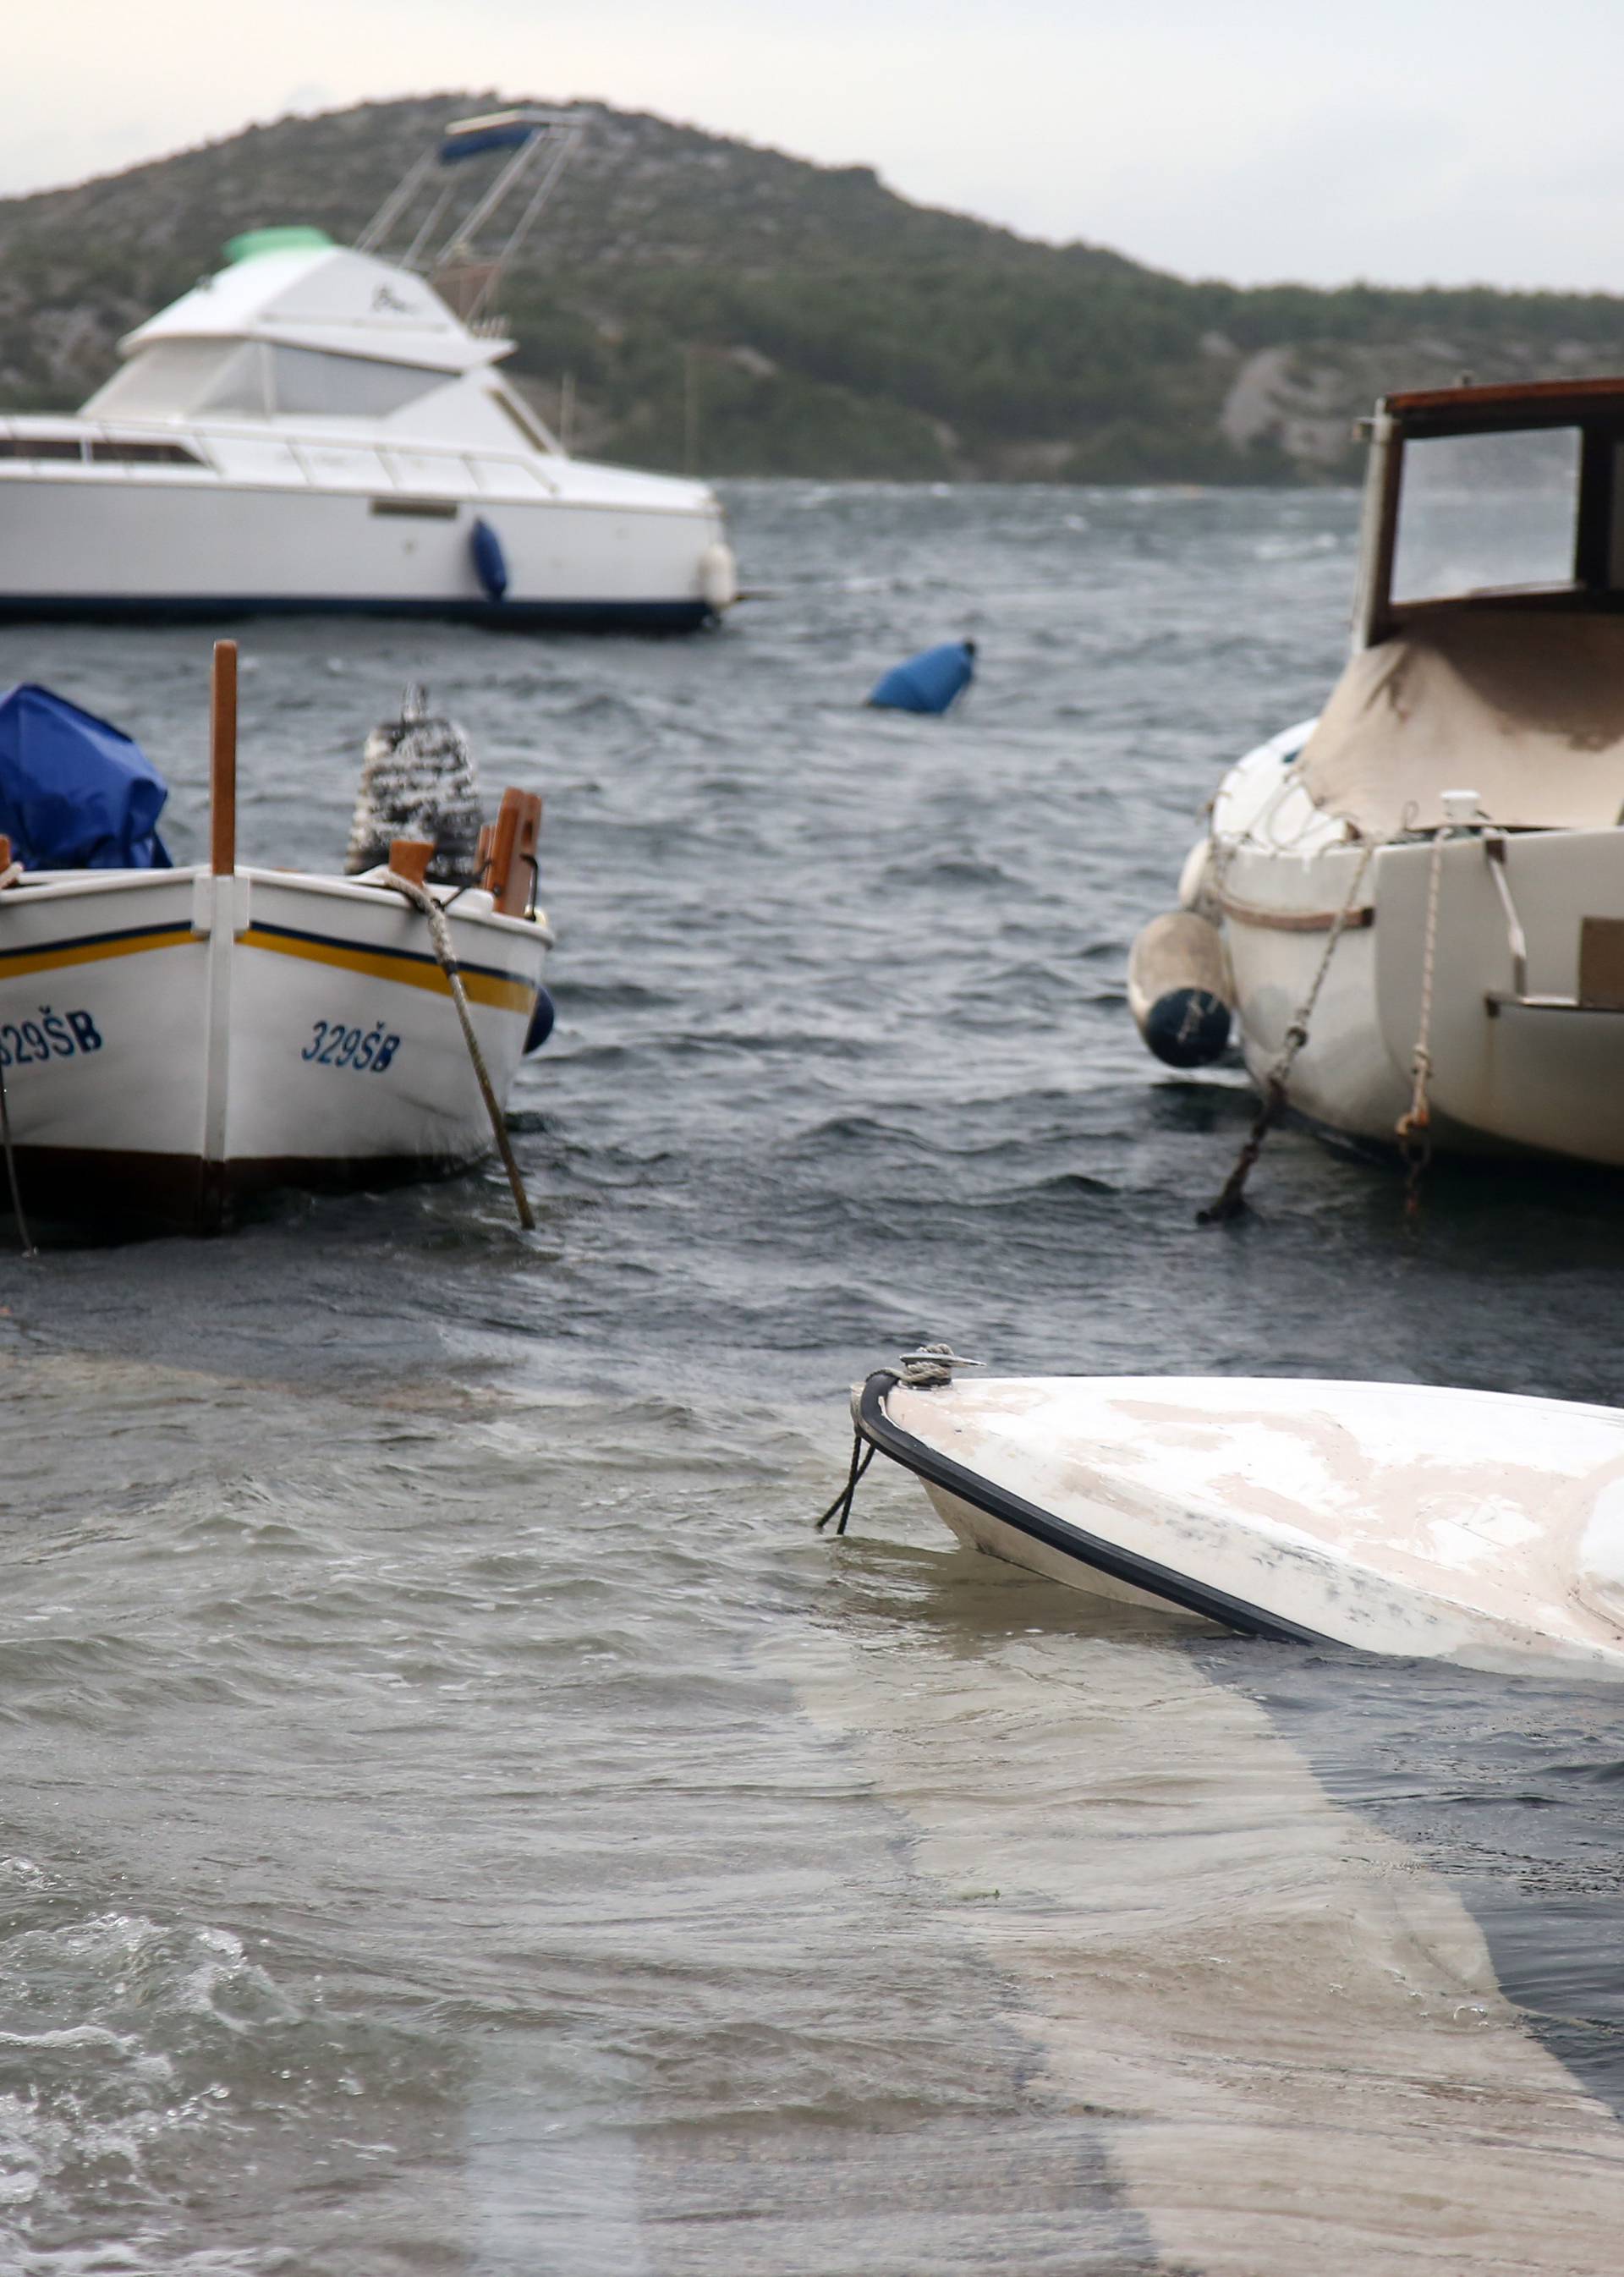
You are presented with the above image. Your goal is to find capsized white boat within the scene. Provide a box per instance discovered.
[1130,375,1624,1170]
[847,1352,1624,1678]
[0,646,554,1235]
[0,110,737,629]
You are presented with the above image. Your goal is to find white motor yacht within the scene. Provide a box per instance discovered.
[1130,376,1624,1169]
[0,111,738,629]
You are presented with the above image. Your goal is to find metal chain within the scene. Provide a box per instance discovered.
[1395,831,1446,1221]
[1199,841,1375,1224]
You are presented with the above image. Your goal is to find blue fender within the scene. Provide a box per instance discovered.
[524,988,556,1056]
[867,639,975,715]
[1143,988,1231,1068]
[471,518,509,603]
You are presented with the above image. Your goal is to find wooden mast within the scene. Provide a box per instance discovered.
[211,639,237,875]
[199,639,239,1230]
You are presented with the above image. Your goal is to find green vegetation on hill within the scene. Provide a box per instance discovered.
[5,95,1624,482]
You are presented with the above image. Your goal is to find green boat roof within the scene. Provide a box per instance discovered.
[222,226,334,265]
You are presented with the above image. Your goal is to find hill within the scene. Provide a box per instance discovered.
[5,95,1624,482]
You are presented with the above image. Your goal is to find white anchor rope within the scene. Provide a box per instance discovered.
[1396,829,1447,1214]
[381,870,535,1232]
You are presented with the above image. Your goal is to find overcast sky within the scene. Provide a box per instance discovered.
[10,0,1624,294]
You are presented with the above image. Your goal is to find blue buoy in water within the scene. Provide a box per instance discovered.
[867,639,975,715]
[471,518,509,603]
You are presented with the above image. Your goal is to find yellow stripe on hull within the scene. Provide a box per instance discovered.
[239,926,536,1012]
[0,925,195,981]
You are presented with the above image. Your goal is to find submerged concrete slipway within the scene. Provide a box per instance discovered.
[6,484,1624,2273]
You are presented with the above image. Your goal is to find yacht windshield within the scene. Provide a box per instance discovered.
[262,348,442,419]
[85,342,444,424]
[83,342,235,418]
[1391,426,1580,603]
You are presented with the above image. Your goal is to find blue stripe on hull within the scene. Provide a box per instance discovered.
[245,917,535,991]
[0,595,716,633]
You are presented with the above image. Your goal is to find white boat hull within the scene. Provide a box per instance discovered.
[855,1368,1624,1679]
[1186,732,1624,1166]
[0,864,550,1229]
[0,466,726,628]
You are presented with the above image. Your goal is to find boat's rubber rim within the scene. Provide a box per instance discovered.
[853,1369,1334,1648]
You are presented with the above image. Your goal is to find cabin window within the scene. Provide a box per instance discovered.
[262,347,442,420]
[1391,426,1580,604]
[370,497,459,518]
[487,387,553,453]
[86,439,204,465]
[0,436,84,459]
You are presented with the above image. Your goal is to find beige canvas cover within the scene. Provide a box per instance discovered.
[1298,612,1624,834]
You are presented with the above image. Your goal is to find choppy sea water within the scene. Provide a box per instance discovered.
[3,483,1624,2273]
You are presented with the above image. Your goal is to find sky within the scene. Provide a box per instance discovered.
[9,0,1624,294]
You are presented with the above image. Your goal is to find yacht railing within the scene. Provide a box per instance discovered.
[0,414,566,497]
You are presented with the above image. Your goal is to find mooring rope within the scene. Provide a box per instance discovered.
[814,1433,876,1534]
[1199,840,1376,1224]
[1395,830,1446,1221]
[382,870,535,1232]
[0,1064,35,1259]
[0,857,35,1257]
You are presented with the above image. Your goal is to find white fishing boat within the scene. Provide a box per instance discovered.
[1130,376,1624,1170]
[839,1351,1624,1680]
[0,645,553,1236]
[0,110,737,630]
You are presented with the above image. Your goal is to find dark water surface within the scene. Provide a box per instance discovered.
[3,485,1624,2272]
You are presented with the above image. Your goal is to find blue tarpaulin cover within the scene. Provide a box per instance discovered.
[866,639,976,715]
[0,684,172,870]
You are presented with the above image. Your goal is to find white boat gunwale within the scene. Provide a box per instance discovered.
[850,1369,1330,1647]
[0,862,552,950]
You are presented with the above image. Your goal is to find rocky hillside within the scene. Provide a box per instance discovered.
[5,95,1624,481]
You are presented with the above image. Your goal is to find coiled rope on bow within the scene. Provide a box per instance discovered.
[1199,840,1376,1224]
[382,869,535,1231]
